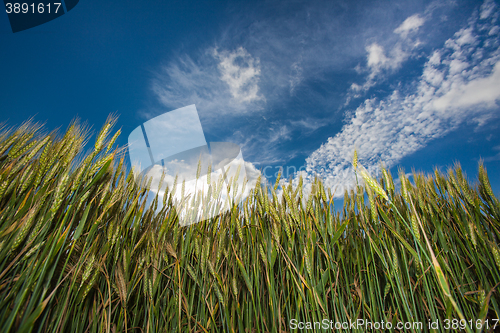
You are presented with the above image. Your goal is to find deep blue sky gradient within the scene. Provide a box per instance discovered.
[1,0,230,137]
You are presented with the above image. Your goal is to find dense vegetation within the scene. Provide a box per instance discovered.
[0,119,499,332]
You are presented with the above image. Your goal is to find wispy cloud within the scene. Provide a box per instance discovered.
[484,145,500,162]
[348,13,426,96]
[299,0,500,197]
[481,0,498,20]
[394,14,426,38]
[151,47,265,123]
[289,118,327,132]
[213,47,264,103]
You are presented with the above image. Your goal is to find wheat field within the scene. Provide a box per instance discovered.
[0,118,499,332]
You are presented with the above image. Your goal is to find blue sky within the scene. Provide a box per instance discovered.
[1,0,500,199]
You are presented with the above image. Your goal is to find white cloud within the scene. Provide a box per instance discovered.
[489,26,500,35]
[350,13,424,94]
[454,27,477,46]
[299,1,500,198]
[367,43,389,68]
[480,0,497,19]
[151,48,265,125]
[433,61,500,111]
[214,47,264,103]
[448,59,469,74]
[394,14,425,38]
